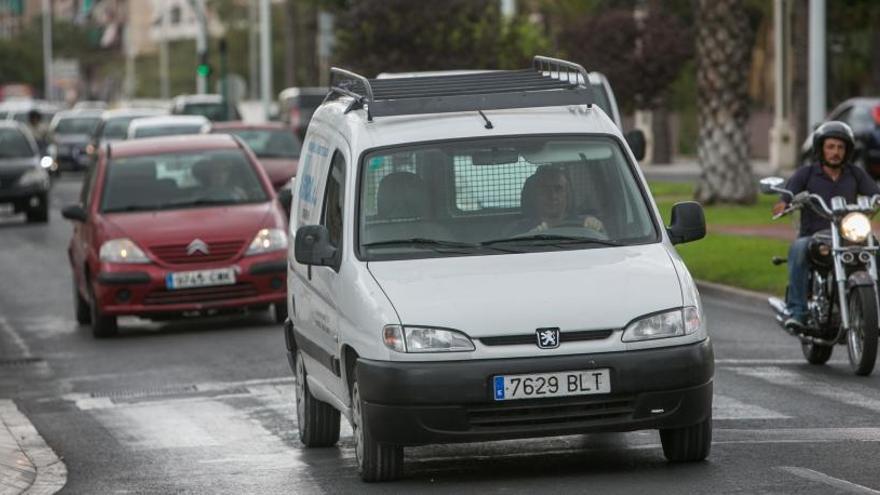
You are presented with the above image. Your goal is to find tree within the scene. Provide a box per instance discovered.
[694,0,756,204]
[560,7,692,163]
[333,0,547,76]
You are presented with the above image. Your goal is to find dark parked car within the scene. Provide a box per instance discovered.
[277,87,327,139]
[85,108,166,167]
[209,121,300,191]
[171,94,241,122]
[48,109,103,170]
[801,97,880,178]
[0,122,51,223]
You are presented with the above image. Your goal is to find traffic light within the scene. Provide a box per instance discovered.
[197,52,212,78]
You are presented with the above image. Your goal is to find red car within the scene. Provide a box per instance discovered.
[62,134,289,338]
[209,122,300,191]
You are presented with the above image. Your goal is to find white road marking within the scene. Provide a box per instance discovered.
[714,427,880,444]
[0,316,32,358]
[779,466,880,494]
[728,366,880,414]
[716,358,847,365]
[0,399,67,495]
[713,394,790,420]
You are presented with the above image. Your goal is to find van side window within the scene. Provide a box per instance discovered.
[322,151,346,249]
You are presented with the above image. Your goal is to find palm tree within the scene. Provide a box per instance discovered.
[694,0,756,204]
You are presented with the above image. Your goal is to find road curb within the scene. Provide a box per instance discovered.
[0,400,66,495]
[696,280,774,307]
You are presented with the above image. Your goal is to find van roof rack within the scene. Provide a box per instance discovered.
[327,56,593,121]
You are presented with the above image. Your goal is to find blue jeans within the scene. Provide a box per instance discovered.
[786,236,811,320]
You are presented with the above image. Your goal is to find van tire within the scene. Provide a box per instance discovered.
[659,416,712,462]
[295,351,340,447]
[352,378,403,482]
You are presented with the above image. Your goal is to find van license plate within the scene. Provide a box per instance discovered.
[166,268,236,290]
[493,369,611,401]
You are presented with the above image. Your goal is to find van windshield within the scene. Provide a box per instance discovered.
[358,136,658,260]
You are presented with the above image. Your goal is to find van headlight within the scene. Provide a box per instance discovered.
[382,324,475,353]
[621,307,701,342]
[17,167,49,188]
[841,212,872,243]
[100,238,151,264]
[245,228,288,255]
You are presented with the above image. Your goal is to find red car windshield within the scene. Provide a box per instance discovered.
[101,149,269,213]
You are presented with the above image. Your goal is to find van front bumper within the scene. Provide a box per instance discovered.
[355,339,713,446]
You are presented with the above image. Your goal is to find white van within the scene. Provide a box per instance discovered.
[284,56,711,482]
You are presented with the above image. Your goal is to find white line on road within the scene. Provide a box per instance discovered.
[0,400,66,495]
[779,466,880,494]
[713,394,790,420]
[728,366,880,414]
[0,316,32,359]
[716,358,847,365]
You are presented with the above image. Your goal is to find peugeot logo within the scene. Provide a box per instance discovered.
[186,239,210,256]
[536,327,560,349]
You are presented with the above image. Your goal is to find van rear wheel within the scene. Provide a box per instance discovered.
[294,351,340,447]
[351,377,403,482]
[659,416,712,462]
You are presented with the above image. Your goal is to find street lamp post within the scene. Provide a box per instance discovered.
[42,0,53,101]
[260,0,272,121]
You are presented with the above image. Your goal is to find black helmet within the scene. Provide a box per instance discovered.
[812,121,855,167]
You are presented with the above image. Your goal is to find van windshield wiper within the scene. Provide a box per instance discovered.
[362,238,480,251]
[481,234,623,247]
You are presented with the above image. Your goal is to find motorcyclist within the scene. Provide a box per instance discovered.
[772,121,880,330]
[26,109,50,155]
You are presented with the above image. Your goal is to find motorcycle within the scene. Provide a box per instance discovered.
[760,177,880,376]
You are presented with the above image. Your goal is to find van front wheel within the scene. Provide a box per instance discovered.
[659,416,712,462]
[351,378,403,482]
[294,351,340,447]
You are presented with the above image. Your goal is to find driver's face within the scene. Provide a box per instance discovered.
[823,137,846,166]
[536,175,569,220]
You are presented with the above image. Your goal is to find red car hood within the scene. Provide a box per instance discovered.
[101,203,276,251]
[258,157,298,189]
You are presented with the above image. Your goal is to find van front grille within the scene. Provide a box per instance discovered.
[479,329,614,347]
[467,396,634,429]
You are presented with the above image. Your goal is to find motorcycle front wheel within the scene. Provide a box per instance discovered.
[846,286,879,376]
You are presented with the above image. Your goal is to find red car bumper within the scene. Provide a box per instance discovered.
[93,252,287,317]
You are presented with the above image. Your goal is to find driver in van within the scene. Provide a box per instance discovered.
[518,166,604,233]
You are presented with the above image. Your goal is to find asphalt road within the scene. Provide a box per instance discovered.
[1,174,880,494]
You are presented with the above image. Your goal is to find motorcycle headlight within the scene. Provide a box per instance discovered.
[382,324,475,353]
[245,228,288,255]
[621,307,701,342]
[16,167,50,188]
[841,212,872,243]
[99,238,151,264]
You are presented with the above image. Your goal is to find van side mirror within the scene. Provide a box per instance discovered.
[667,201,706,245]
[61,204,87,222]
[294,225,337,267]
[625,129,646,161]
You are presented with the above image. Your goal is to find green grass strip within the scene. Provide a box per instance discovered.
[674,234,789,295]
